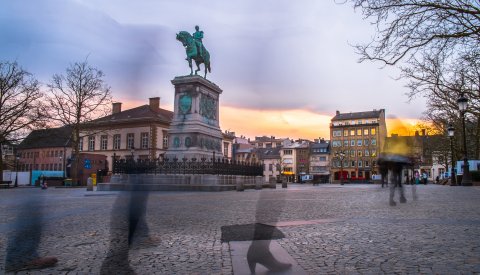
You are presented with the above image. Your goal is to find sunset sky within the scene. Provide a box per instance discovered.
[1,0,426,139]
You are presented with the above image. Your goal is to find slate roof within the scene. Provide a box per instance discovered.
[255,147,281,160]
[19,126,72,149]
[310,142,330,149]
[86,105,173,125]
[332,109,384,121]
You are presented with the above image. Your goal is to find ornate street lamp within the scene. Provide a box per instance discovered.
[14,153,20,187]
[335,151,346,185]
[447,124,456,186]
[457,93,472,186]
[130,146,135,160]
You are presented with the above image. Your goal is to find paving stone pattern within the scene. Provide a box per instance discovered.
[1,184,480,274]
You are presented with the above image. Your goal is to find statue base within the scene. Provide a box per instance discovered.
[165,75,223,160]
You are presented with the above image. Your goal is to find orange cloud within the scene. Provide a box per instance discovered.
[221,106,423,139]
[117,99,422,140]
[386,118,422,136]
[220,106,331,140]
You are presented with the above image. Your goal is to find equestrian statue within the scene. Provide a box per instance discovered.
[176,25,211,78]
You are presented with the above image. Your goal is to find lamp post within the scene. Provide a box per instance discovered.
[130,146,135,161]
[59,155,64,178]
[335,151,346,185]
[457,93,472,186]
[14,153,20,187]
[447,124,456,186]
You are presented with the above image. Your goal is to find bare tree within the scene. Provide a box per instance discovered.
[48,60,112,184]
[346,0,480,66]
[0,61,45,176]
[347,0,480,158]
[403,50,480,158]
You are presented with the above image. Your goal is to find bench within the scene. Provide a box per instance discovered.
[0,180,12,188]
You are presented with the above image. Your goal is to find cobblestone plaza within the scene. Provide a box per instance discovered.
[1,184,480,274]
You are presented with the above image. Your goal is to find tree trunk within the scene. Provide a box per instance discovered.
[475,116,480,159]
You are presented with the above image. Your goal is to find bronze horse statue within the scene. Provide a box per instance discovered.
[176,31,211,78]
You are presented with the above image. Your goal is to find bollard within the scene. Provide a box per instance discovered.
[236,177,244,191]
[282,181,287,188]
[255,180,262,190]
[87,176,93,191]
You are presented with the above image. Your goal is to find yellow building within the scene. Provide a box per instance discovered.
[330,109,387,182]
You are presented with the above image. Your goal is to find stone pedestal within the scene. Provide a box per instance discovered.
[166,75,223,160]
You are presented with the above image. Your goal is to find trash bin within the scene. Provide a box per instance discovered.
[64,178,73,187]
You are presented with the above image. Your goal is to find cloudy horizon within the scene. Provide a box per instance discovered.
[0,0,426,139]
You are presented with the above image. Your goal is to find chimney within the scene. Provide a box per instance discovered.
[149,97,160,112]
[112,102,122,114]
[421,129,426,136]
[415,131,419,136]
[336,110,340,115]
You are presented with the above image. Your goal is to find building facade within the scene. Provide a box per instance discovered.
[18,126,72,175]
[250,136,289,149]
[222,131,235,160]
[280,140,310,183]
[256,147,282,183]
[309,139,330,183]
[330,109,387,182]
[80,98,173,171]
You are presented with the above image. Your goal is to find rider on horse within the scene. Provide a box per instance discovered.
[193,25,204,57]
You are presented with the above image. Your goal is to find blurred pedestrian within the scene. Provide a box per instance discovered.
[100,175,153,274]
[247,184,291,273]
[39,174,48,189]
[5,193,57,272]
[414,171,420,185]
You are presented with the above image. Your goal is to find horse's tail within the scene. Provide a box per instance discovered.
[208,62,211,73]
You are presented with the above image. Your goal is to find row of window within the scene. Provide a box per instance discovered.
[312,148,328,153]
[283,149,310,155]
[79,133,168,151]
[332,128,377,137]
[256,142,282,148]
[337,171,369,179]
[311,156,328,162]
[19,163,63,171]
[311,166,328,172]
[332,119,379,127]
[333,160,377,168]
[334,149,377,157]
[332,139,377,147]
[21,150,64,159]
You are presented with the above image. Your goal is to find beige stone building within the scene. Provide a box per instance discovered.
[80,98,173,171]
[309,139,330,183]
[280,140,310,183]
[330,109,387,182]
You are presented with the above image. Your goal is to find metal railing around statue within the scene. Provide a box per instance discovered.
[112,156,263,176]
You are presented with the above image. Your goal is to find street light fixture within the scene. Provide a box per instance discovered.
[14,153,20,187]
[457,93,472,186]
[130,146,135,160]
[447,124,456,186]
[335,150,346,185]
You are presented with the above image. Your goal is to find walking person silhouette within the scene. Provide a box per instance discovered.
[100,175,152,274]
[5,193,58,272]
